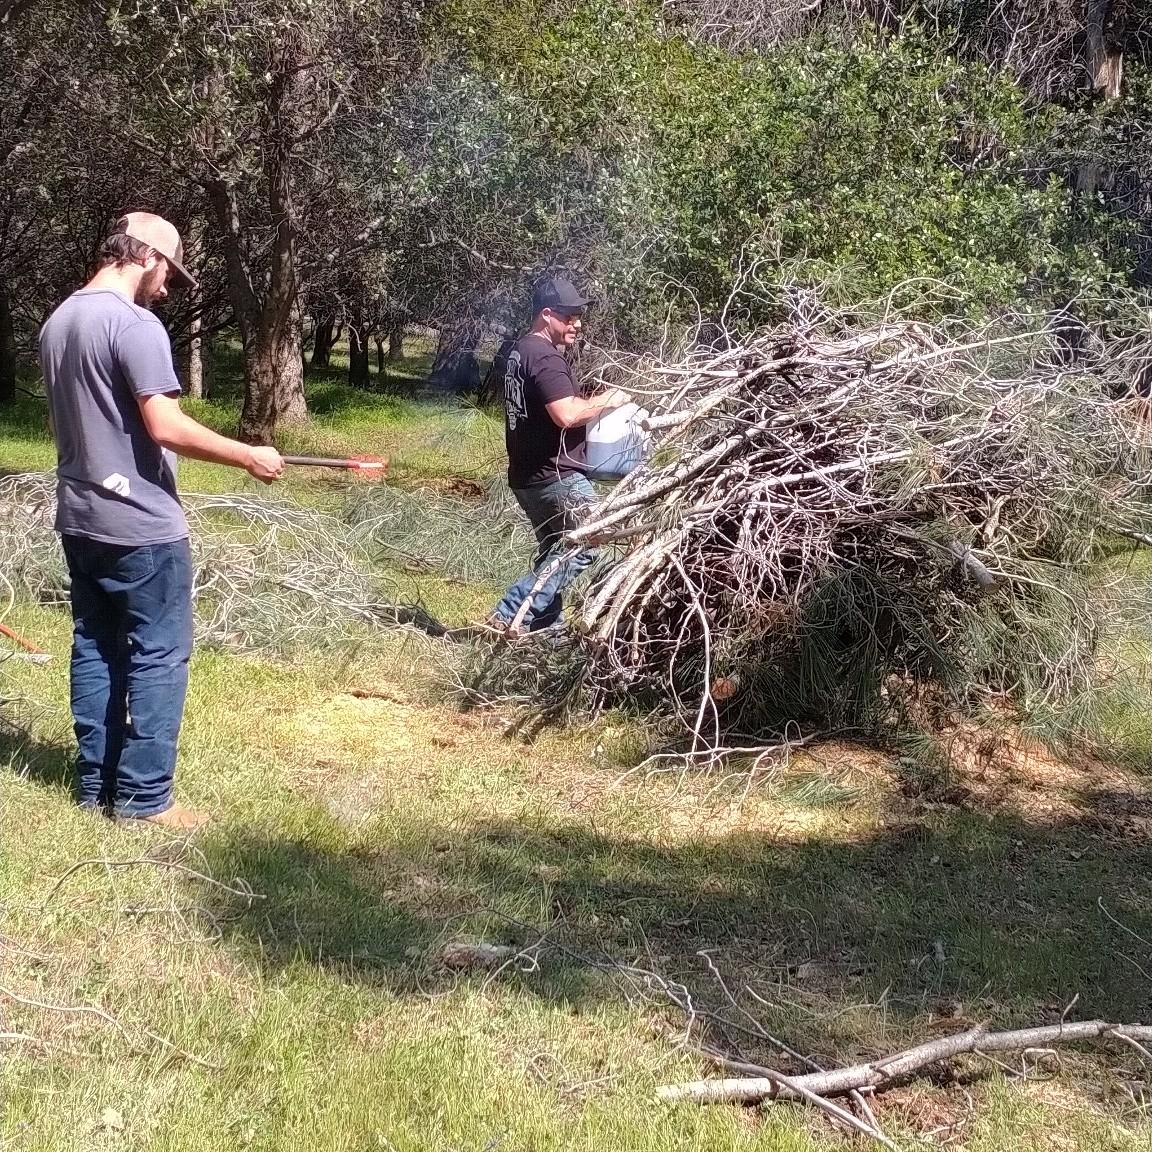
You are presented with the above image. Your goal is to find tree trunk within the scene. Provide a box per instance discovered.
[482,334,517,406]
[388,323,404,361]
[1087,0,1124,100]
[207,37,308,444]
[1074,2,1125,201]
[311,314,335,367]
[281,303,308,423]
[430,321,482,394]
[183,310,204,400]
[236,293,307,441]
[429,325,457,385]
[177,213,207,400]
[241,329,307,439]
[348,319,371,390]
[375,336,386,380]
[201,330,214,400]
[0,279,16,406]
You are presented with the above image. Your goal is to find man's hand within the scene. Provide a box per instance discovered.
[245,446,284,483]
[546,388,633,430]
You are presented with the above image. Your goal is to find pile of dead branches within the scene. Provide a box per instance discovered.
[0,473,439,654]
[551,299,1152,756]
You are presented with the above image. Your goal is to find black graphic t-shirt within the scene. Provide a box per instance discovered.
[504,334,586,488]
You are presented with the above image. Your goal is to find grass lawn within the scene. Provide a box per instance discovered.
[3,348,1152,1150]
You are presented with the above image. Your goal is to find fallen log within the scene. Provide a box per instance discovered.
[657,1020,1152,1105]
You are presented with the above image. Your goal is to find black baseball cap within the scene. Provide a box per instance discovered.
[532,275,591,315]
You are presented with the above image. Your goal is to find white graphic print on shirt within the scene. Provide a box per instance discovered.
[504,350,526,430]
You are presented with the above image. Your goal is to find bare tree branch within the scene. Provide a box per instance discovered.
[658,1020,1152,1104]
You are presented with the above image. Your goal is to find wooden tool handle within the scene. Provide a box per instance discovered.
[282,455,388,470]
[282,455,354,468]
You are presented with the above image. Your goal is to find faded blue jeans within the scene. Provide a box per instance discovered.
[61,535,193,817]
[492,474,597,632]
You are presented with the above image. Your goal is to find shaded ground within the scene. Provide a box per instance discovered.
[202,692,1152,1041]
[5,605,1152,1150]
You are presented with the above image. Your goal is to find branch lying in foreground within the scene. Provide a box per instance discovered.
[657,1020,1152,1105]
[0,984,220,1068]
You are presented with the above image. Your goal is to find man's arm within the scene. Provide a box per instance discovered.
[545,388,630,430]
[137,394,283,482]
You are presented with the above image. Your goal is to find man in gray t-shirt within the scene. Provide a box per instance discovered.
[41,288,188,545]
[39,211,284,830]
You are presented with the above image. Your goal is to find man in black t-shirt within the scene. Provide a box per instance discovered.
[487,276,628,636]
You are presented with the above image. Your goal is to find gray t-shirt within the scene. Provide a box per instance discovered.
[39,288,188,545]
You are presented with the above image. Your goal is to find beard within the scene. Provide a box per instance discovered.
[134,264,168,307]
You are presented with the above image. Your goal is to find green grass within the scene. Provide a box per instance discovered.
[0,376,56,474]
[3,348,1152,1150]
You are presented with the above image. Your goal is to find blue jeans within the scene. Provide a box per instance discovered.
[61,535,193,817]
[493,474,597,631]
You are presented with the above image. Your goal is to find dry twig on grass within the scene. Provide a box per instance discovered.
[40,853,264,911]
[2,845,265,1066]
[657,1019,1152,1107]
[0,983,220,1068]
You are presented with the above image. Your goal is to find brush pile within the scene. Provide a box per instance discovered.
[556,299,1152,752]
[0,473,434,653]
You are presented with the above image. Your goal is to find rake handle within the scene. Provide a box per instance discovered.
[282,455,388,470]
[0,621,48,655]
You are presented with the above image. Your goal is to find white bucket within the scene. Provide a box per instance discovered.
[585,402,650,480]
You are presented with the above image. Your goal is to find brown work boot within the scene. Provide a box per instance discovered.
[118,803,211,831]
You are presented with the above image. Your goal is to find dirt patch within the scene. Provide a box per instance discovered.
[796,729,1152,826]
[1074,787,1152,841]
[632,786,881,844]
[929,721,1141,819]
[406,477,488,502]
[876,1079,981,1143]
[283,681,1152,839]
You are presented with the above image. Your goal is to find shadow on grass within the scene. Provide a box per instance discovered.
[305,377,427,419]
[9,683,1152,1076]
[2,350,493,457]
[0,721,74,795]
[196,795,1152,1065]
[212,338,435,410]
